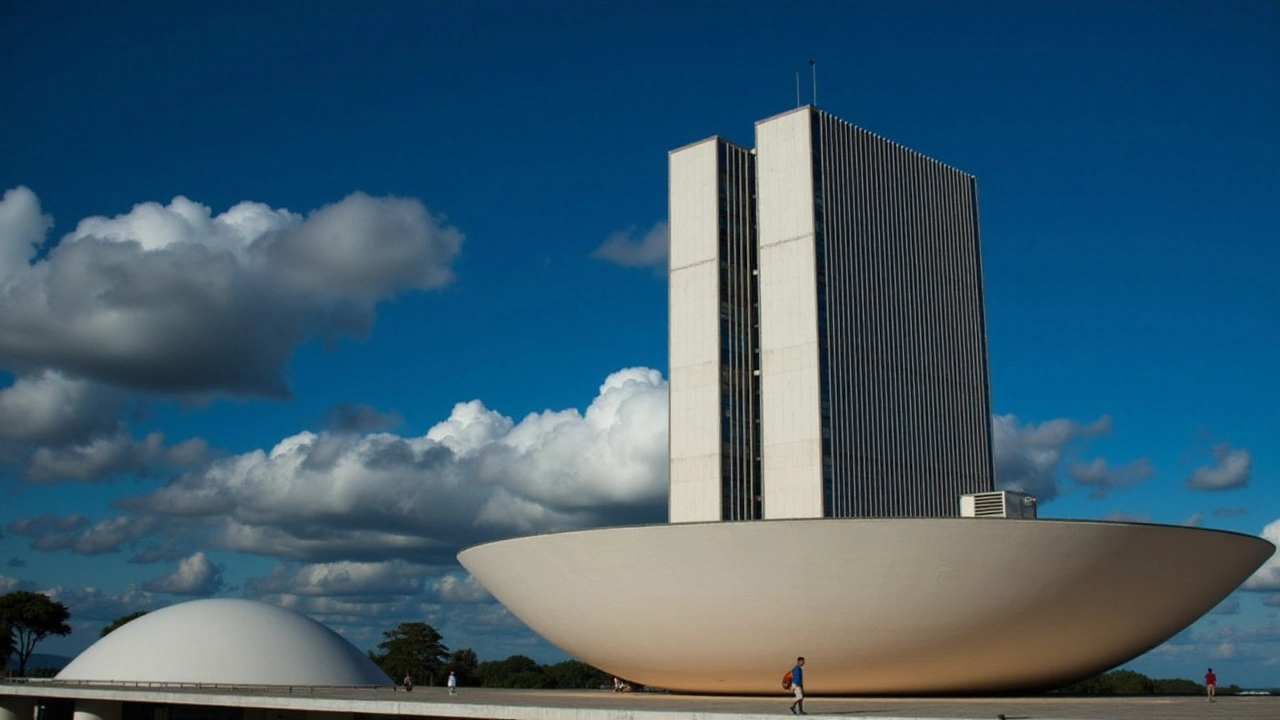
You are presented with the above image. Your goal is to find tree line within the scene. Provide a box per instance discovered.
[1053,668,1242,695]
[366,621,609,689]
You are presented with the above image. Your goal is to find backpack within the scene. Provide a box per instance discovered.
[782,670,793,690]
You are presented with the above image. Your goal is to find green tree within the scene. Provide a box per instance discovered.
[369,622,449,686]
[0,591,72,677]
[545,659,609,689]
[1,618,12,672]
[1151,677,1203,694]
[1056,669,1221,696]
[100,611,149,638]
[1106,669,1156,694]
[476,655,550,688]
[447,648,479,686]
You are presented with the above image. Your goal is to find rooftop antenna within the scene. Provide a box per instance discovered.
[795,69,801,107]
[810,59,818,107]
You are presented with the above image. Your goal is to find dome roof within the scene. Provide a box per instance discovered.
[57,598,392,686]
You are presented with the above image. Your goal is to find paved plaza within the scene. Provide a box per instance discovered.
[5,683,1278,720]
[408,686,1278,719]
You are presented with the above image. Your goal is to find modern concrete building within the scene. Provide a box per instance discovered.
[669,107,993,523]
[457,105,1275,694]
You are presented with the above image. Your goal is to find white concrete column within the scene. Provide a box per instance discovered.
[73,700,121,720]
[0,697,36,720]
[756,107,824,519]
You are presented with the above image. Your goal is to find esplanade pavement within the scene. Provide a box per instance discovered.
[3,683,1277,720]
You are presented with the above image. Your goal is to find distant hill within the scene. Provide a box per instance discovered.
[6,653,73,673]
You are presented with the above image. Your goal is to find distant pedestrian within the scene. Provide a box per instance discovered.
[788,657,806,715]
[1205,668,1216,702]
[448,671,458,695]
[403,674,413,692]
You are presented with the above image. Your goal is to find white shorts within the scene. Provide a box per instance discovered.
[792,685,804,700]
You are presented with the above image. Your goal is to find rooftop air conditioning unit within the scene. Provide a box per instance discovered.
[960,491,1037,519]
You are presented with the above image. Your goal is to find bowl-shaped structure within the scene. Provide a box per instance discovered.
[58,598,393,686]
[459,518,1272,695]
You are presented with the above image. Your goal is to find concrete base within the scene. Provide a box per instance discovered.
[0,697,35,720]
[72,700,120,720]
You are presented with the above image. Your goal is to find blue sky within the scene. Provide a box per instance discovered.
[1,0,1277,688]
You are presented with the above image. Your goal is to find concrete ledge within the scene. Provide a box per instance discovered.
[3,683,1278,720]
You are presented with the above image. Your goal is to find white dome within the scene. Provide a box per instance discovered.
[57,598,392,686]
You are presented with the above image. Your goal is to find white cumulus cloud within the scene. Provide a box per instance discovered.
[120,367,667,564]
[1243,518,1280,592]
[246,560,431,597]
[991,413,1110,501]
[431,574,491,603]
[141,551,225,595]
[0,187,462,397]
[0,370,125,445]
[44,583,156,621]
[1185,443,1251,491]
[0,186,52,277]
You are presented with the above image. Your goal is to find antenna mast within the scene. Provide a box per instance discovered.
[795,70,801,107]
[810,59,818,107]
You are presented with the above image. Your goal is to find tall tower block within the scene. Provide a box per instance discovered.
[668,107,995,523]
[755,107,995,519]
[668,137,760,523]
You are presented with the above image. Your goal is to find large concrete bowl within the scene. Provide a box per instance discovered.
[459,518,1272,695]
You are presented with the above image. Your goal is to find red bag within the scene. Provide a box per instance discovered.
[782,670,793,690]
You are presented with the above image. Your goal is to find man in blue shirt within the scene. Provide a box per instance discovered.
[789,657,805,715]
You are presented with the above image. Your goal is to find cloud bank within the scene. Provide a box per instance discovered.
[18,392,1200,569]
[0,186,463,398]
[8,368,669,565]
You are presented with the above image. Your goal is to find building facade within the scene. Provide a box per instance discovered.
[668,137,762,522]
[670,106,995,523]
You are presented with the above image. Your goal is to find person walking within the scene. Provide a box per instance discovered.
[403,674,413,692]
[447,671,458,695]
[788,657,806,715]
[1204,667,1217,702]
